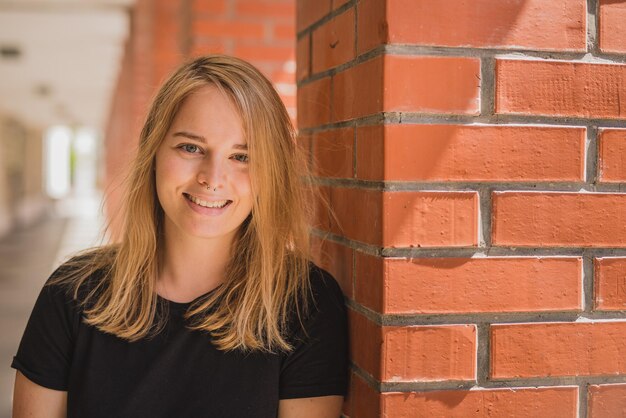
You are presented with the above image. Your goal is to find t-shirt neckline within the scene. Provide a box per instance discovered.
[157,286,220,312]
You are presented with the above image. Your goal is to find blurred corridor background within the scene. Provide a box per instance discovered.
[0,0,124,237]
[0,0,296,414]
[0,1,129,414]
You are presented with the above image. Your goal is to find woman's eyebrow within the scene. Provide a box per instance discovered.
[172,131,206,142]
[172,131,247,150]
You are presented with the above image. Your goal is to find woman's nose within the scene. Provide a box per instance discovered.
[196,156,224,190]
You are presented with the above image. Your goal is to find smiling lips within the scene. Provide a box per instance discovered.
[184,193,231,209]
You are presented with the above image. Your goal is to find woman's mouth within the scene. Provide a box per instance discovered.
[184,193,231,209]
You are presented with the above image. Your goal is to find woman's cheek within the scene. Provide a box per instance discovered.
[166,155,195,178]
[233,168,252,191]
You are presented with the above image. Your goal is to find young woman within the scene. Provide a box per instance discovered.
[11,55,348,417]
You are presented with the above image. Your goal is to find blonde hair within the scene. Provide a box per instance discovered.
[53,55,313,352]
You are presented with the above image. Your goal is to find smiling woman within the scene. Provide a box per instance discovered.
[11,55,348,418]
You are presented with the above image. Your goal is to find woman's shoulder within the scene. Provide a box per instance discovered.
[306,263,345,307]
[278,263,349,398]
[290,262,347,334]
[45,245,116,305]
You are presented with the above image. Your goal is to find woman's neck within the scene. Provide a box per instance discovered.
[156,223,236,303]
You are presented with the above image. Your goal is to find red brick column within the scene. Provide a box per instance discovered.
[298,0,626,416]
[189,0,296,118]
[103,36,133,239]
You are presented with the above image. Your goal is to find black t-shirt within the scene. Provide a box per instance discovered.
[11,262,348,418]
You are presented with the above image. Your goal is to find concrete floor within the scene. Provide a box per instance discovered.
[0,194,105,417]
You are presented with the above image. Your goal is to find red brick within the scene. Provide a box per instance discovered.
[349,310,382,381]
[272,68,295,85]
[273,76,296,103]
[279,94,296,110]
[235,0,295,20]
[153,32,179,50]
[296,0,331,32]
[598,129,626,182]
[356,0,387,54]
[296,34,310,81]
[382,387,579,418]
[386,0,586,52]
[312,127,353,179]
[324,189,478,248]
[385,55,481,115]
[588,384,626,418]
[273,23,295,41]
[332,0,350,10]
[356,125,586,182]
[190,40,228,56]
[310,236,354,298]
[296,132,311,159]
[234,44,293,62]
[599,0,626,54]
[152,6,184,73]
[594,257,626,311]
[154,0,181,37]
[356,256,583,314]
[354,253,384,314]
[352,374,380,418]
[492,192,626,247]
[312,8,355,73]
[313,186,331,232]
[192,19,265,40]
[382,324,476,381]
[332,56,384,122]
[495,59,626,119]
[491,322,626,378]
[355,125,384,180]
[105,39,136,240]
[383,192,479,248]
[329,188,382,245]
[297,76,331,128]
[191,0,226,15]
[333,55,480,122]
[350,311,476,382]
[153,53,183,85]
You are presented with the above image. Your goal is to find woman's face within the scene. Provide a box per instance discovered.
[154,84,253,244]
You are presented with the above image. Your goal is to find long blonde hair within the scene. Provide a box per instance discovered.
[53,55,313,352]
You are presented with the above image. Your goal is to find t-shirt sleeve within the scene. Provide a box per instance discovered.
[10,267,79,391]
[279,265,349,399]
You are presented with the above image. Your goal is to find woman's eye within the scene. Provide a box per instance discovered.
[179,144,200,154]
[232,153,249,163]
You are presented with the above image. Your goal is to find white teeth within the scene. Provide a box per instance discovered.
[187,194,229,208]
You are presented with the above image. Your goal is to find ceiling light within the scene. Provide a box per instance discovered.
[0,45,22,60]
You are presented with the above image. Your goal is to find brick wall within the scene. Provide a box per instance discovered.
[104,0,295,239]
[298,0,626,416]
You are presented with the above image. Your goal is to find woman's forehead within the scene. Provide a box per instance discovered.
[168,85,246,142]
